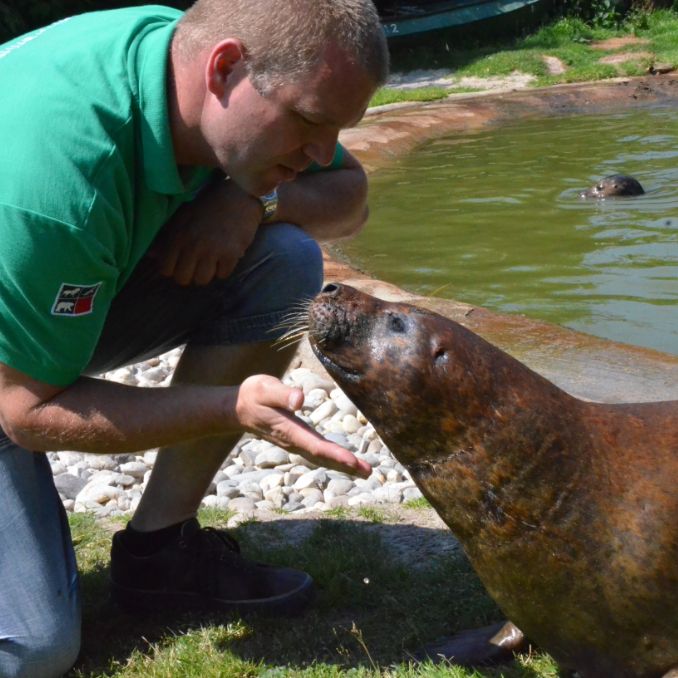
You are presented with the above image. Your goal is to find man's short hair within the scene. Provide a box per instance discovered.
[174,0,389,92]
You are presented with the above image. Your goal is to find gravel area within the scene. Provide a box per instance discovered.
[49,340,426,526]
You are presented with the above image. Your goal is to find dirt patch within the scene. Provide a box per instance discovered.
[542,55,567,75]
[599,51,653,65]
[387,68,536,95]
[590,36,651,51]
[455,72,536,92]
[236,505,461,569]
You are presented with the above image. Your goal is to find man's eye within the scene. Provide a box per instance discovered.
[296,111,319,126]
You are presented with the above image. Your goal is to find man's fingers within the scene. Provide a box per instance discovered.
[237,375,371,478]
[274,412,371,478]
[309,439,371,477]
[287,388,305,411]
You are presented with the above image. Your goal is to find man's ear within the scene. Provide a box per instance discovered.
[205,39,245,99]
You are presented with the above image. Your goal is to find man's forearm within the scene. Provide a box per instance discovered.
[0,370,372,477]
[4,376,238,453]
[276,161,369,241]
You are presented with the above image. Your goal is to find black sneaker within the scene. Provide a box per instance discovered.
[110,518,314,616]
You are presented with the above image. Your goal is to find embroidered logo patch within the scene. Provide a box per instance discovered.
[51,282,102,317]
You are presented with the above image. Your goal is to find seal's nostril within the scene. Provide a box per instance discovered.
[322,283,339,295]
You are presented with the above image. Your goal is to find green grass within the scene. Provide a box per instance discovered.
[370,86,450,108]
[369,9,678,108]
[66,509,559,677]
[356,506,389,523]
[402,498,431,511]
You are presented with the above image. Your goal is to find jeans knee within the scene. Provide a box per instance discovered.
[255,223,324,302]
[0,622,80,678]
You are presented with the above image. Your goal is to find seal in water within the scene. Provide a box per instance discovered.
[579,174,645,199]
[308,283,678,678]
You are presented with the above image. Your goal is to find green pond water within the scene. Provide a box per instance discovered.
[337,104,678,356]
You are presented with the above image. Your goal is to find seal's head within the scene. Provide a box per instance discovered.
[579,174,644,199]
[308,282,494,465]
[307,283,570,479]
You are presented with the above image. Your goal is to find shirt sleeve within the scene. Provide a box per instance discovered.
[0,204,119,386]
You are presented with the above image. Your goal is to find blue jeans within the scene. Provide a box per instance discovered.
[0,223,323,678]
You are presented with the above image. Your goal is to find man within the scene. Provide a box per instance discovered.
[0,0,389,675]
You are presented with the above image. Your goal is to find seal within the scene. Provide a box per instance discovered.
[579,174,645,199]
[307,283,678,678]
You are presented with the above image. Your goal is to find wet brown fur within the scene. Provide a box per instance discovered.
[579,174,645,199]
[308,284,678,678]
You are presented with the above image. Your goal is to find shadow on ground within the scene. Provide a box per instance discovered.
[67,517,554,677]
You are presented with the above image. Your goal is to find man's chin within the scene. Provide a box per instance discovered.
[227,167,293,197]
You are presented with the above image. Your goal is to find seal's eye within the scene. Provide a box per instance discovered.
[388,314,406,333]
[433,345,448,366]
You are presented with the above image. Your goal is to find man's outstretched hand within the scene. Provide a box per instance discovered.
[234,374,371,478]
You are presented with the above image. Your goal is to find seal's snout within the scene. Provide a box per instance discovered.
[308,283,357,351]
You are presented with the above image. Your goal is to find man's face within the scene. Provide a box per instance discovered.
[202,44,376,196]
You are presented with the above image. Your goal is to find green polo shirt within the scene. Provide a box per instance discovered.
[0,6,211,386]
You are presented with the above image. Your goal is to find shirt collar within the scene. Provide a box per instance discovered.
[135,17,210,196]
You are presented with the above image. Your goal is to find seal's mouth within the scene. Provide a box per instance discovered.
[313,349,362,383]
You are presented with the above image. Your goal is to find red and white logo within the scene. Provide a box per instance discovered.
[51,282,102,316]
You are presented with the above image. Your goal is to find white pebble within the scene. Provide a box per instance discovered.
[228,497,256,515]
[293,469,328,491]
[342,414,361,434]
[50,462,67,476]
[75,482,123,508]
[58,451,84,466]
[119,461,148,479]
[309,400,338,425]
[260,472,284,493]
[386,468,403,483]
[54,474,87,500]
[303,388,329,410]
[143,450,158,465]
[403,486,424,502]
[216,481,240,499]
[331,390,357,416]
[325,419,346,434]
[263,487,285,509]
[372,485,403,504]
[348,492,374,506]
[301,489,324,507]
[324,478,354,499]
[255,447,289,468]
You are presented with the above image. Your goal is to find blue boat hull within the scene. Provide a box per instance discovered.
[378,0,551,42]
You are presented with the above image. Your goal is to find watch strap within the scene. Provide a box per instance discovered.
[258,189,279,223]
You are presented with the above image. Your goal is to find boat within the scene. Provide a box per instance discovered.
[375,0,552,45]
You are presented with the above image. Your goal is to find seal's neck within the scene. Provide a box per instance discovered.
[393,365,590,542]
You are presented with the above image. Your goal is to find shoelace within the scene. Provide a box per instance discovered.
[200,526,241,554]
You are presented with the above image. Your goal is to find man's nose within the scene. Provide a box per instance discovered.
[303,127,339,166]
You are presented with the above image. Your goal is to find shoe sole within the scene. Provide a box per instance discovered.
[111,574,314,618]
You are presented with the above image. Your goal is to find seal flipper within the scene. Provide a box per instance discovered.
[417,620,527,666]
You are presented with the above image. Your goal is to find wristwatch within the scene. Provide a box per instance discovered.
[257,189,279,223]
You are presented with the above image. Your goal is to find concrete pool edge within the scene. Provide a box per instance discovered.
[319,75,678,404]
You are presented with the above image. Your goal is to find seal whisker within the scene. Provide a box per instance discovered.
[271,318,310,350]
